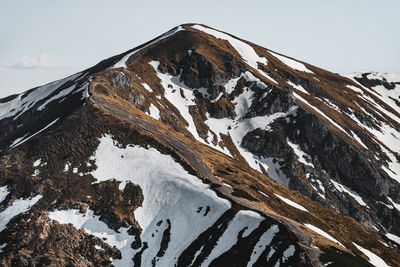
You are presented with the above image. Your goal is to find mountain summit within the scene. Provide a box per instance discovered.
[0,24,399,266]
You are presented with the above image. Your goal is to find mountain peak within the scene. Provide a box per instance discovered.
[0,25,400,266]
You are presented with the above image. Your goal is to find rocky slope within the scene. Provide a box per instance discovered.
[0,24,399,266]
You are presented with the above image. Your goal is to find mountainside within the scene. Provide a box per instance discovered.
[0,23,399,266]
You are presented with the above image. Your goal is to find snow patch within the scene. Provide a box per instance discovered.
[223,76,242,95]
[10,118,60,148]
[294,92,350,137]
[90,134,231,229]
[386,232,400,245]
[149,60,232,156]
[95,245,104,250]
[33,159,41,167]
[0,195,42,232]
[372,85,400,117]
[246,225,280,267]
[0,73,81,120]
[350,130,368,149]
[37,84,76,111]
[147,103,160,120]
[287,139,314,167]
[346,84,364,94]
[149,61,203,139]
[275,194,308,212]
[353,242,390,267]
[0,186,10,204]
[206,101,298,178]
[345,109,400,183]
[331,180,367,207]
[222,183,232,188]
[10,134,28,148]
[366,72,400,83]
[387,197,400,212]
[287,81,309,95]
[349,72,400,119]
[64,163,70,172]
[142,82,153,92]
[282,245,296,262]
[258,157,290,186]
[304,224,344,247]
[201,210,265,266]
[323,98,342,113]
[269,51,313,73]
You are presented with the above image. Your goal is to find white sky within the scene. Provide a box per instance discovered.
[1,0,399,98]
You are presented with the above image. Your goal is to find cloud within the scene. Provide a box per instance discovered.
[2,54,61,69]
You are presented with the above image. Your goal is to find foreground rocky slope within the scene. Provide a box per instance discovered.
[0,24,399,266]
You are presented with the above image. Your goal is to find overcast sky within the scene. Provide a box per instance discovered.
[1,0,399,98]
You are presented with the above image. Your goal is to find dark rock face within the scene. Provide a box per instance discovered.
[207,97,236,119]
[246,87,295,117]
[180,51,224,89]
[227,61,400,235]
[207,85,225,100]
[178,51,244,91]
[241,125,290,159]
[242,103,400,234]
[355,72,399,90]
[294,111,400,233]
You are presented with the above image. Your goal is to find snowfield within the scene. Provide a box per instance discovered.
[45,134,292,266]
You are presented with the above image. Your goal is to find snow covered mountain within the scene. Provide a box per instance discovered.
[0,24,399,266]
